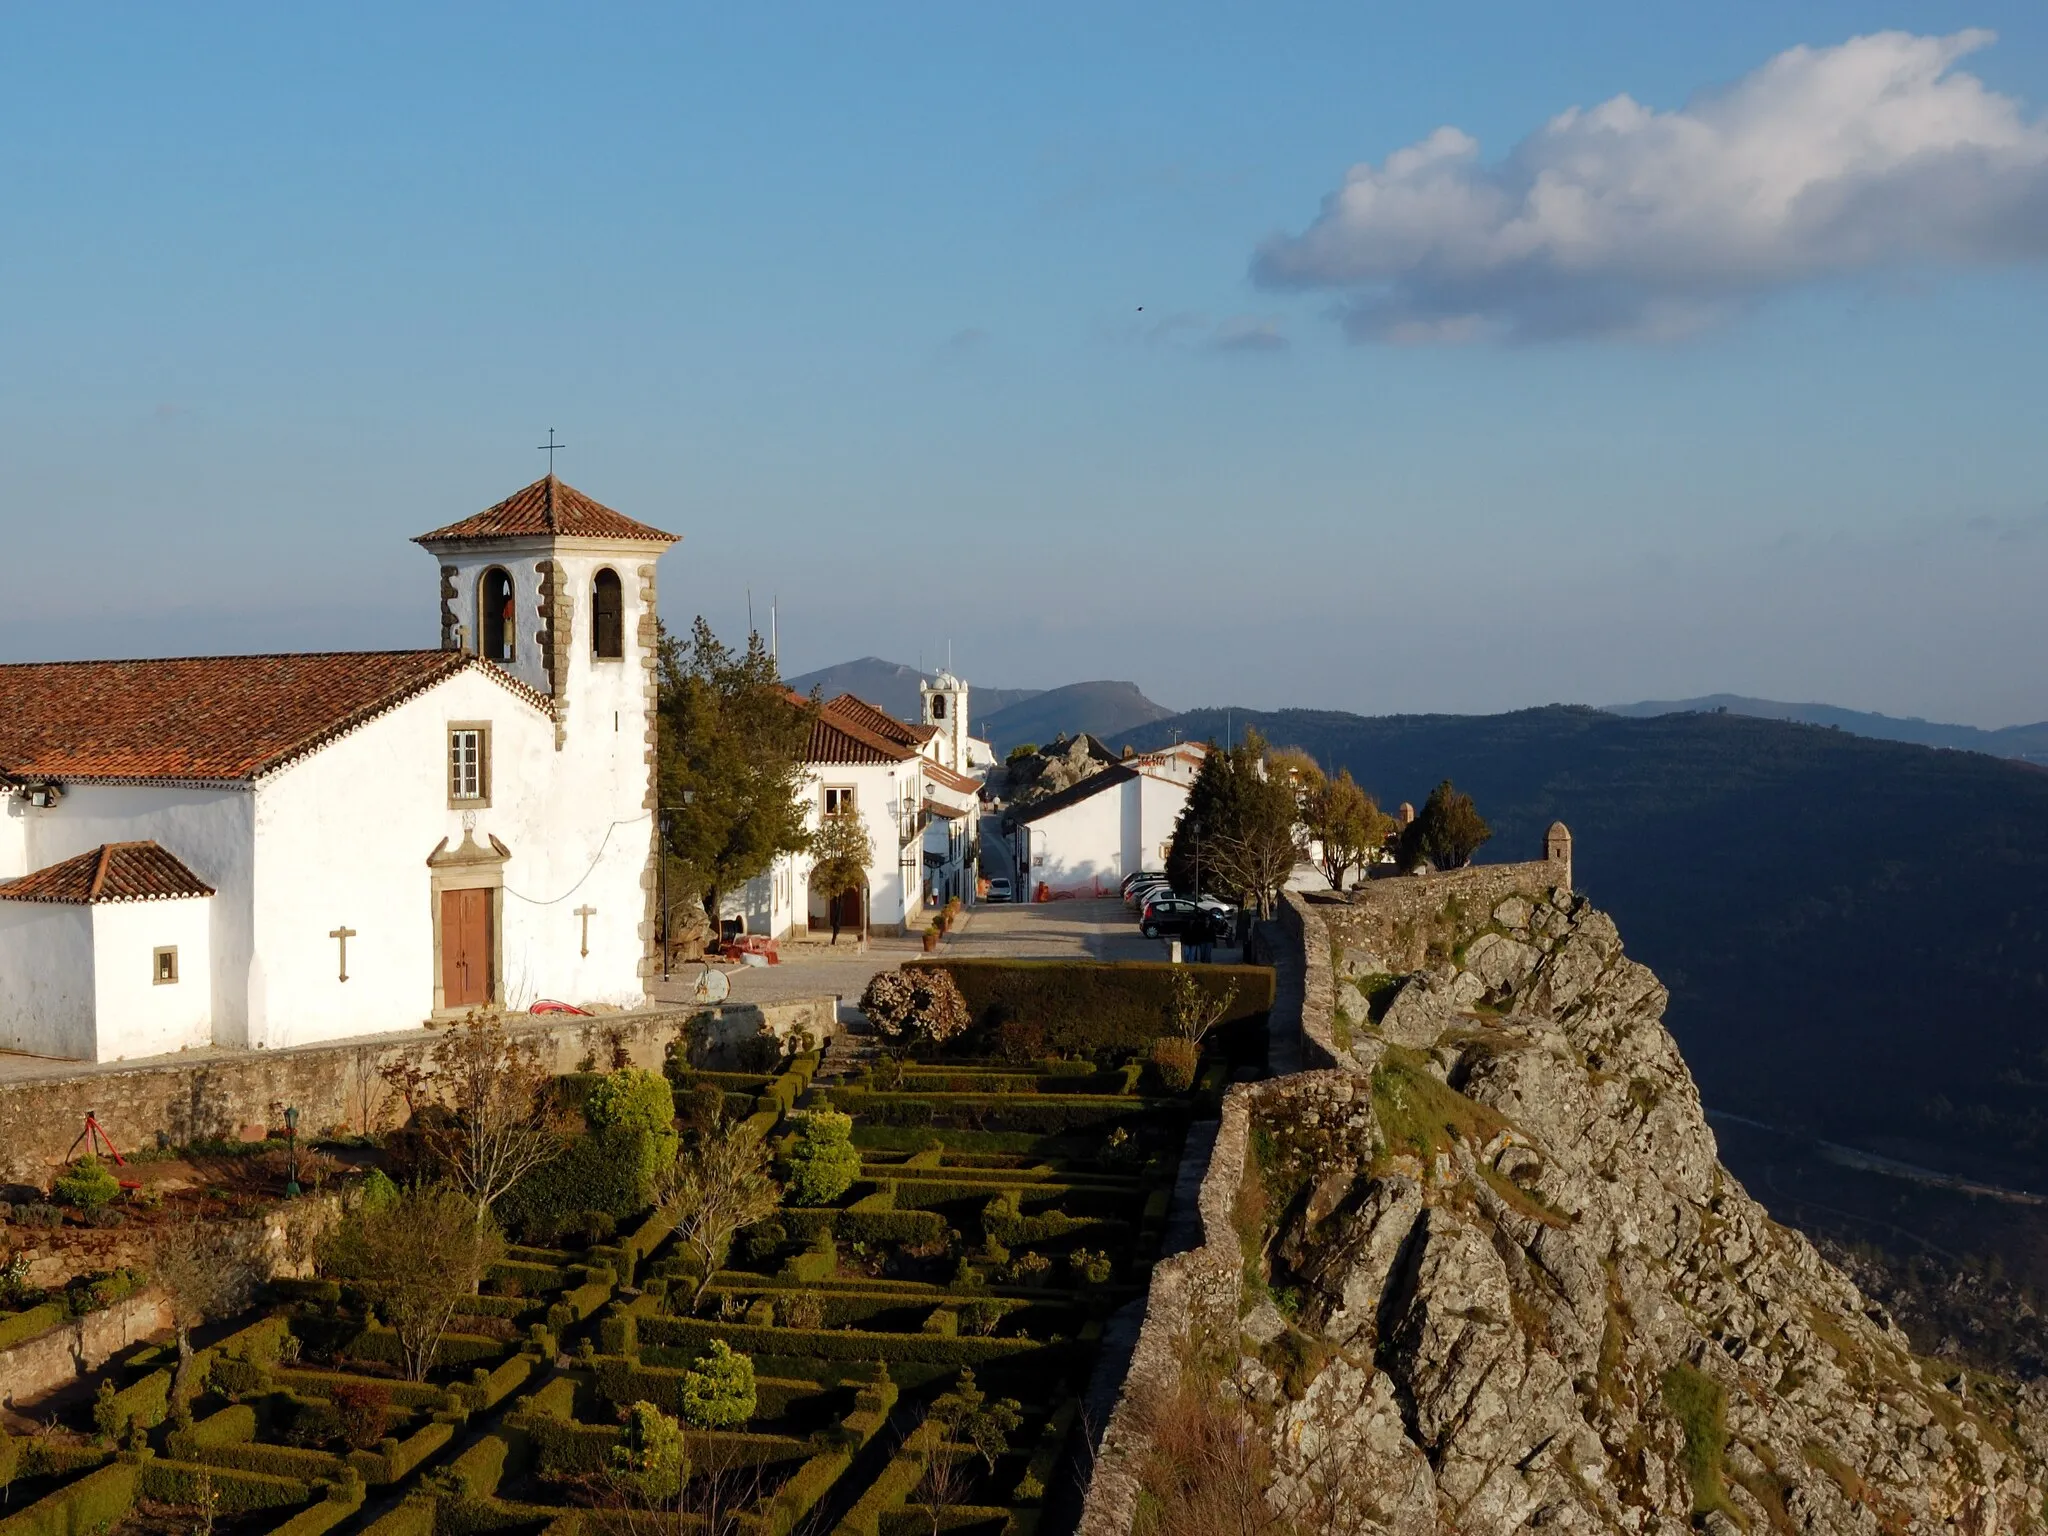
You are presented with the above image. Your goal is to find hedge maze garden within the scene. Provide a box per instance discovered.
[0,962,1267,1535]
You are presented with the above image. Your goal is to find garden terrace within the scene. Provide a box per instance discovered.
[3,998,1235,1534]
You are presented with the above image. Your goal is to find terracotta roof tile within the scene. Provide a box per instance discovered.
[0,842,215,904]
[807,696,918,766]
[0,650,537,782]
[923,760,982,796]
[825,694,927,748]
[414,475,678,545]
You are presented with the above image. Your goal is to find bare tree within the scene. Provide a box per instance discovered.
[153,1216,265,1405]
[345,1046,399,1136]
[425,1010,568,1231]
[659,1120,781,1312]
[1213,813,1303,922]
[321,1184,504,1381]
[1165,968,1240,1046]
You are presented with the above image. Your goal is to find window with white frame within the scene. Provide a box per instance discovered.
[449,724,491,806]
[823,785,856,819]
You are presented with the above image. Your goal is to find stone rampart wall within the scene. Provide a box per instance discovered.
[0,1288,173,1410]
[1316,859,1566,975]
[0,998,833,1185]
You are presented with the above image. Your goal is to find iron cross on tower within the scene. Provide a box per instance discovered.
[538,428,566,471]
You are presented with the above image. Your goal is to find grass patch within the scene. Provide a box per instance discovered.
[1370,1046,1511,1167]
[1660,1362,1730,1518]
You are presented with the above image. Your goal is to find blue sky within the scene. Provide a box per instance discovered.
[6,3,2047,725]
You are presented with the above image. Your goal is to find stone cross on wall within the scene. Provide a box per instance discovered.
[574,905,596,958]
[329,926,356,982]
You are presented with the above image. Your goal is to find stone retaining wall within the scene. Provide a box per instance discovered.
[0,1287,173,1410]
[0,998,833,1185]
[1314,859,1564,974]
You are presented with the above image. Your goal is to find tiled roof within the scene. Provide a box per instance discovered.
[825,694,928,749]
[0,842,215,904]
[0,650,538,783]
[806,696,918,766]
[923,760,982,796]
[414,475,679,545]
[1010,762,1140,825]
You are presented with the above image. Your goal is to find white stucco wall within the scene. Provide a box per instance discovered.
[91,898,213,1060]
[0,902,94,1058]
[249,660,649,1049]
[13,783,256,1045]
[0,793,28,881]
[1015,773,1189,899]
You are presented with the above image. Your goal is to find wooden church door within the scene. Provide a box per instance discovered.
[441,888,494,1008]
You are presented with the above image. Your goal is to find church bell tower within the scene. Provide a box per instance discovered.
[919,670,970,774]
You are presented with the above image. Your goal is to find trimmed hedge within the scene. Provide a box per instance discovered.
[272,1367,448,1410]
[348,1420,454,1485]
[0,1302,67,1351]
[819,1091,1161,1136]
[345,1326,504,1372]
[488,1259,572,1295]
[590,1357,821,1421]
[140,1458,311,1514]
[903,957,1273,1054]
[497,1120,669,1242]
[358,1498,436,1536]
[258,1477,364,1536]
[463,1353,536,1413]
[440,1433,509,1500]
[169,1403,257,1452]
[637,1317,1037,1367]
[0,1460,137,1536]
[184,1440,349,1483]
[102,1367,171,1436]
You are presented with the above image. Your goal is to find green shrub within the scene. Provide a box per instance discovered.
[680,1339,757,1428]
[53,1155,120,1212]
[497,1116,668,1242]
[1150,1036,1198,1092]
[904,958,1272,1055]
[94,1369,169,1439]
[787,1109,862,1205]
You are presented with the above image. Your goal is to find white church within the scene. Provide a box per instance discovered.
[0,475,673,1063]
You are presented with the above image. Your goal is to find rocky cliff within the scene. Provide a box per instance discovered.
[1090,874,2048,1536]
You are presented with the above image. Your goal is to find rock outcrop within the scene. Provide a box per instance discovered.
[1110,878,2048,1535]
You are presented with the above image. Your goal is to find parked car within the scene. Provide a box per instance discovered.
[985,876,1013,903]
[1126,876,1176,910]
[1140,901,1233,943]
[1121,870,1167,896]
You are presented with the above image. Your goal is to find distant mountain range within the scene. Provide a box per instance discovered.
[782,657,1044,723]
[1607,693,2048,764]
[1115,703,2048,1206]
[781,657,1171,751]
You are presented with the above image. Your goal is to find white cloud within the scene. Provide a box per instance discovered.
[1255,31,2048,342]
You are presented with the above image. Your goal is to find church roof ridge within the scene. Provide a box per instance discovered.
[0,649,548,785]
[413,473,679,546]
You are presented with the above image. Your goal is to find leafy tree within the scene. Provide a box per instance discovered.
[425,1010,568,1234]
[1005,743,1038,763]
[1400,779,1492,871]
[613,1400,689,1504]
[785,1109,861,1205]
[859,967,971,1048]
[657,618,817,925]
[808,805,874,944]
[1166,731,1302,917]
[658,1120,781,1312]
[321,1184,504,1381]
[680,1340,757,1428]
[1303,768,1393,889]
